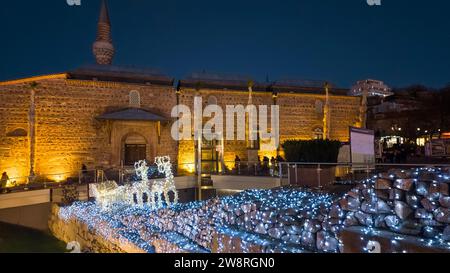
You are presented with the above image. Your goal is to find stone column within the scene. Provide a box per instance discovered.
[323,82,331,140]
[272,92,280,157]
[28,83,37,182]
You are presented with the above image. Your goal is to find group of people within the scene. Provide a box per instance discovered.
[379,144,418,163]
[234,155,285,176]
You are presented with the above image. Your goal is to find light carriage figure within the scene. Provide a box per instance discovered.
[91,156,178,210]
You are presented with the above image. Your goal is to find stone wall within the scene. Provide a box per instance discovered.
[178,88,361,169]
[49,201,279,253]
[338,168,450,239]
[49,167,450,253]
[0,75,361,180]
[0,76,177,182]
[49,204,147,253]
[141,169,450,253]
[0,87,31,182]
[277,93,360,142]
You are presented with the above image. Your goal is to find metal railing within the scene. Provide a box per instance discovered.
[278,162,450,191]
[2,162,450,196]
[174,160,282,177]
[0,169,110,195]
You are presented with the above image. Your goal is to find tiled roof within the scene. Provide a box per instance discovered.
[96,108,168,121]
[68,65,174,86]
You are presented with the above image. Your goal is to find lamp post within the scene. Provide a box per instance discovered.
[197,134,202,201]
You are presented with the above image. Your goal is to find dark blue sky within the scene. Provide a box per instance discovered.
[0,0,449,88]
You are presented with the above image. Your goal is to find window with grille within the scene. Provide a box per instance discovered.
[129,90,141,108]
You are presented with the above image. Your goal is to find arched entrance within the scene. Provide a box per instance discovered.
[122,133,147,165]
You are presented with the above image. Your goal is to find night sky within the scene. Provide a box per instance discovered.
[0,0,449,88]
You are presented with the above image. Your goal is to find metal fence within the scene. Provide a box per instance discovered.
[278,162,450,190]
[0,169,107,195]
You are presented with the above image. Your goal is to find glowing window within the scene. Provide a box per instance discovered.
[313,127,323,140]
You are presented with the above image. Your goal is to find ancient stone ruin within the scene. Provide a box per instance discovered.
[52,167,450,253]
[339,167,450,241]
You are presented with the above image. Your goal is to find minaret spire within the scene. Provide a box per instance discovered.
[93,0,114,65]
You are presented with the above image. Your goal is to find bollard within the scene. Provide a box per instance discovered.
[317,164,322,189]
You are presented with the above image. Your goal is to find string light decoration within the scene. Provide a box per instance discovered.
[151,156,178,208]
[59,167,450,253]
[343,167,450,253]
[90,180,121,210]
[60,188,340,253]
[90,156,178,210]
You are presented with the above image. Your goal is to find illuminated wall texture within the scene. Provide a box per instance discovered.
[276,93,361,142]
[0,87,30,182]
[178,88,361,171]
[0,76,177,182]
[0,75,360,181]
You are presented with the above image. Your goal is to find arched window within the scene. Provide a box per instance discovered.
[129,90,141,108]
[6,128,27,137]
[313,127,323,140]
[207,95,218,106]
[315,100,324,114]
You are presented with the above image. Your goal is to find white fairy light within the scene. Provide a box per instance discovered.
[58,166,450,253]
[91,156,178,210]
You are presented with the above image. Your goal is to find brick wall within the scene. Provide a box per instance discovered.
[0,77,177,182]
[178,88,361,169]
[0,76,360,181]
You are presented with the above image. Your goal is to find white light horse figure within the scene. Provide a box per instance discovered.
[151,156,178,209]
[91,157,177,210]
[131,160,152,207]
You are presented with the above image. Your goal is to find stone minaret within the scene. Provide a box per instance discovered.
[93,0,114,65]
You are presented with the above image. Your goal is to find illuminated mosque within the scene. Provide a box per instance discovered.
[0,0,362,183]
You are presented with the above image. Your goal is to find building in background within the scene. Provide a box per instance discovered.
[367,85,450,151]
[350,79,393,97]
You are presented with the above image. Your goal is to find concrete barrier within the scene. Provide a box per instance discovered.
[0,189,50,210]
[0,203,51,231]
[211,175,281,191]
